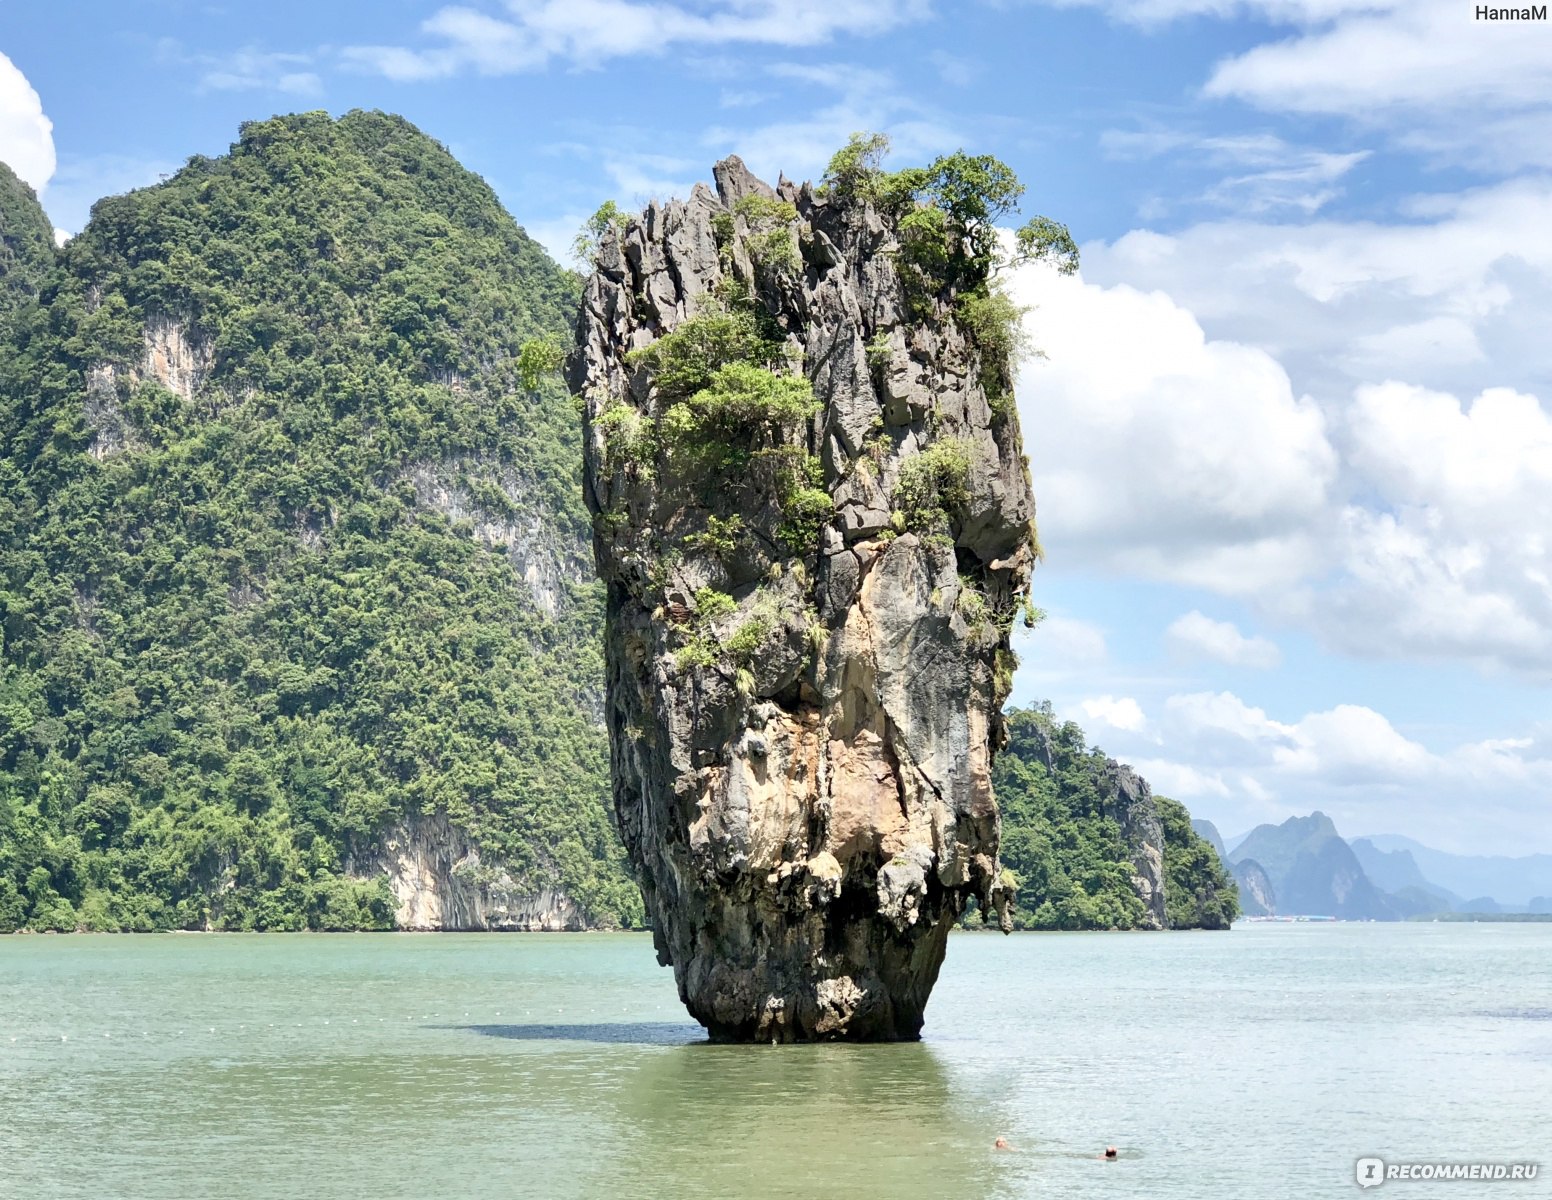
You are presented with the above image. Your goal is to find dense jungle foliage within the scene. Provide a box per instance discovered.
[993,704,1239,930]
[0,111,638,932]
[0,163,55,323]
[1,114,1227,934]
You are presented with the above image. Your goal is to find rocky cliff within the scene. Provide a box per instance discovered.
[345,812,585,931]
[1232,858,1276,916]
[571,155,1041,1040]
[993,705,1236,929]
[1098,758,1167,928]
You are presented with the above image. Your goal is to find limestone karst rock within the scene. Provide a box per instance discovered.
[571,156,1041,1041]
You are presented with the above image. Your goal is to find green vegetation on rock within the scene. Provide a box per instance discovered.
[821,132,1078,403]
[991,704,1238,930]
[0,163,56,323]
[0,111,639,932]
[1,119,1228,943]
[1157,794,1239,930]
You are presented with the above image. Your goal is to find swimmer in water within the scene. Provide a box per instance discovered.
[994,1137,1016,1151]
[1101,1146,1119,1161]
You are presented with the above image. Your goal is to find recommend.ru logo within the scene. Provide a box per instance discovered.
[1356,1158,1540,1187]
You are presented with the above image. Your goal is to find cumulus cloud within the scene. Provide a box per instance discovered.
[1091,690,1552,852]
[1166,611,1282,668]
[1082,177,1552,402]
[343,0,932,80]
[0,52,55,192]
[1204,0,1552,122]
[1078,694,1148,733]
[1007,261,1337,593]
[1320,382,1552,670]
[1018,171,1552,677]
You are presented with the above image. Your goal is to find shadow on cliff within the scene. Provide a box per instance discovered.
[451,1022,707,1045]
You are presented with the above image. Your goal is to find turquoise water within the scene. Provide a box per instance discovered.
[2,924,1549,1198]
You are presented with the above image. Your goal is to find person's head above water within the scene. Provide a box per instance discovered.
[994,1138,1010,1150]
[1104,1147,1118,1160]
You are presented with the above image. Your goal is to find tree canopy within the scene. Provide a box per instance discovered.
[0,111,639,932]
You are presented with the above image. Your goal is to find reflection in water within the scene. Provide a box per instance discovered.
[457,1021,704,1045]
[607,1040,1022,1199]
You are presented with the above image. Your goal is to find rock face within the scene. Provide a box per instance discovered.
[1098,759,1168,930]
[345,812,586,931]
[1231,858,1276,916]
[571,157,1038,1041]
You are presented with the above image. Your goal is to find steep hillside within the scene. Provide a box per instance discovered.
[1349,837,1459,910]
[1232,813,1418,919]
[0,111,637,932]
[993,704,1237,930]
[0,163,55,320]
[1231,859,1274,916]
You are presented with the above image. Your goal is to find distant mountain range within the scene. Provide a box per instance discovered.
[1209,813,1552,920]
[1351,835,1552,910]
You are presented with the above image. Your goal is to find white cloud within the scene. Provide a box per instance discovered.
[519,211,587,265]
[1270,703,1434,783]
[200,56,323,97]
[154,40,324,97]
[701,61,959,188]
[1161,690,1293,755]
[1082,178,1552,402]
[1126,757,1235,800]
[1007,172,1552,678]
[1009,248,1552,673]
[1078,694,1148,732]
[1031,0,1395,24]
[343,0,932,80]
[1008,261,1337,593]
[1043,1,1551,169]
[1318,382,1552,671]
[1029,614,1110,665]
[1097,689,1552,852]
[0,52,55,192]
[1166,611,1282,668]
[1204,0,1552,122]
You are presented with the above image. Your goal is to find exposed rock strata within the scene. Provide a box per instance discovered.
[571,157,1039,1041]
[345,811,585,931]
[1098,761,1167,929]
[398,457,594,620]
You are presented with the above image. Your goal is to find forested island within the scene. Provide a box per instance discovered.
[0,111,1234,936]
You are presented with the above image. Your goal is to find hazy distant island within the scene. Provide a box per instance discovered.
[1196,811,1552,921]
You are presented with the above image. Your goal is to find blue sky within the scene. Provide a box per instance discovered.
[3,0,1551,852]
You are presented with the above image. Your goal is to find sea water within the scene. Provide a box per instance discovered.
[2,924,1548,1198]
